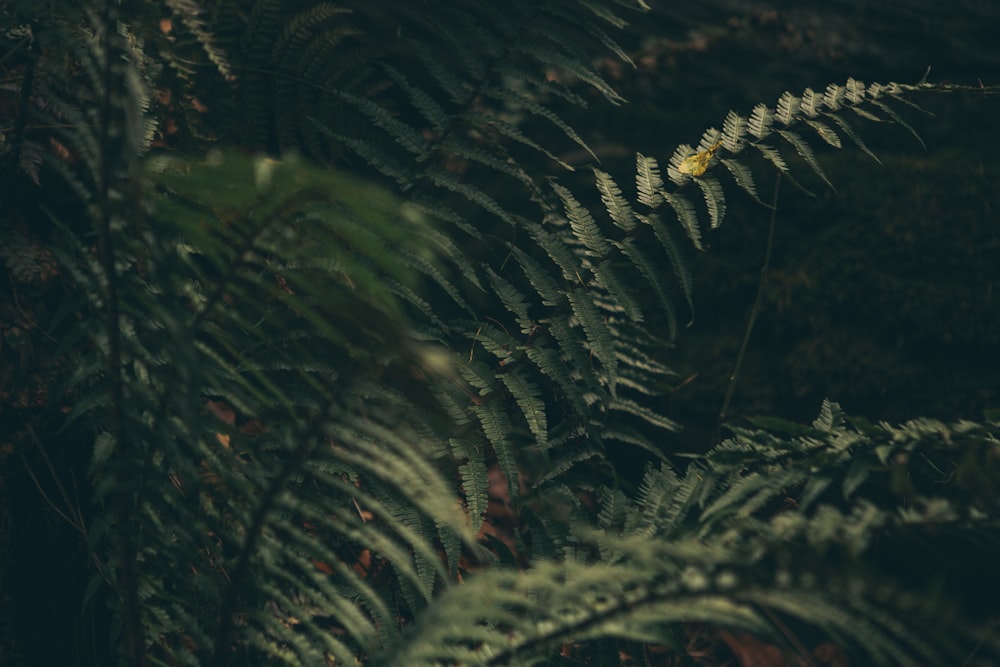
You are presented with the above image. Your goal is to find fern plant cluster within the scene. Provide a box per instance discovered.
[1,1,998,665]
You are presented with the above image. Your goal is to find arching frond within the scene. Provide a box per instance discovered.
[664,191,703,250]
[635,153,665,208]
[777,127,836,189]
[552,182,613,258]
[475,401,519,501]
[694,175,726,230]
[499,369,548,448]
[593,167,638,232]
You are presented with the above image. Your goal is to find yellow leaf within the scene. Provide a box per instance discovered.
[677,140,722,177]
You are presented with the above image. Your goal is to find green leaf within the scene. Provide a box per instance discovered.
[568,287,618,388]
[719,157,767,207]
[636,153,665,208]
[593,167,638,232]
[499,370,548,447]
[694,175,726,229]
[552,181,612,257]
[474,401,518,500]
[776,128,835,190]
[748,103,774,139]
[450,438,490,533]
[592,259,644,322]
[664,191,703,251]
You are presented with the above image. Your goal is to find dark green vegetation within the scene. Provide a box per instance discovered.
[1,1,998,665]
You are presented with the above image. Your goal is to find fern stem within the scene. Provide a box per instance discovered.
[92,5,145,664]
[212,418,323,667]
[716,173,781,438]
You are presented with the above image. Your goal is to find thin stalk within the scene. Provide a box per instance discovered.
[717,172,781,439]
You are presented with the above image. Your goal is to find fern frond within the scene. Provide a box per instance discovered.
[467,322,514,366]
[69,148,481,664]
[666,143,695,186]
[814,397,847,431]
[613,238,679,338]
[635,464,705,536]
[721,111,747,153]
[337,91,431,158]
[493,62,590,108]
[649,76,941,222]
[516,42,625,106]
[592,259,644,322]
[272,4,350,66]
[487,268,534,334]
[608,397,678,433]
[313,128,416,187]
[804,117,843,148]
[663,191,703,250]
[477,113,575,170]
[546,312,605,399]
[751,141,790,175]
[568,287,618,387]
[425,166,518,226]
[474,401,519,501]
[484,85,597,160]
[512,247,565,308]
[452,437,490,533]
[521,336,591,423]
[533,441,604,486]
[820,82,843,111]
[747,103,774,140]
[552,182,612,258]
[528,222,587,285]
[438,134,534,186]
[693,175,726,229]
[776,128,835,189]
[827,112,882,163]
[399,35,469,105]
[635,153,665,208]
[775,91,801,125]
[867,92,927,148]
[613,335,677,382]
[410,195,483,239]
[459,359,498,396]
[639,212,693,324]
[499,369,548,448]
[382,63,449,131]
[576,14,635,66]
[719,157,766,206]
[593,168,638,232]
[801,87,823,117]
[166,0,237,81]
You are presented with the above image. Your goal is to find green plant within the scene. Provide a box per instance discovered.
[1,1,998,665]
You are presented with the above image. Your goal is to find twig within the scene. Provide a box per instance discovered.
[18,452,81,532]
[24,424,86,533]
